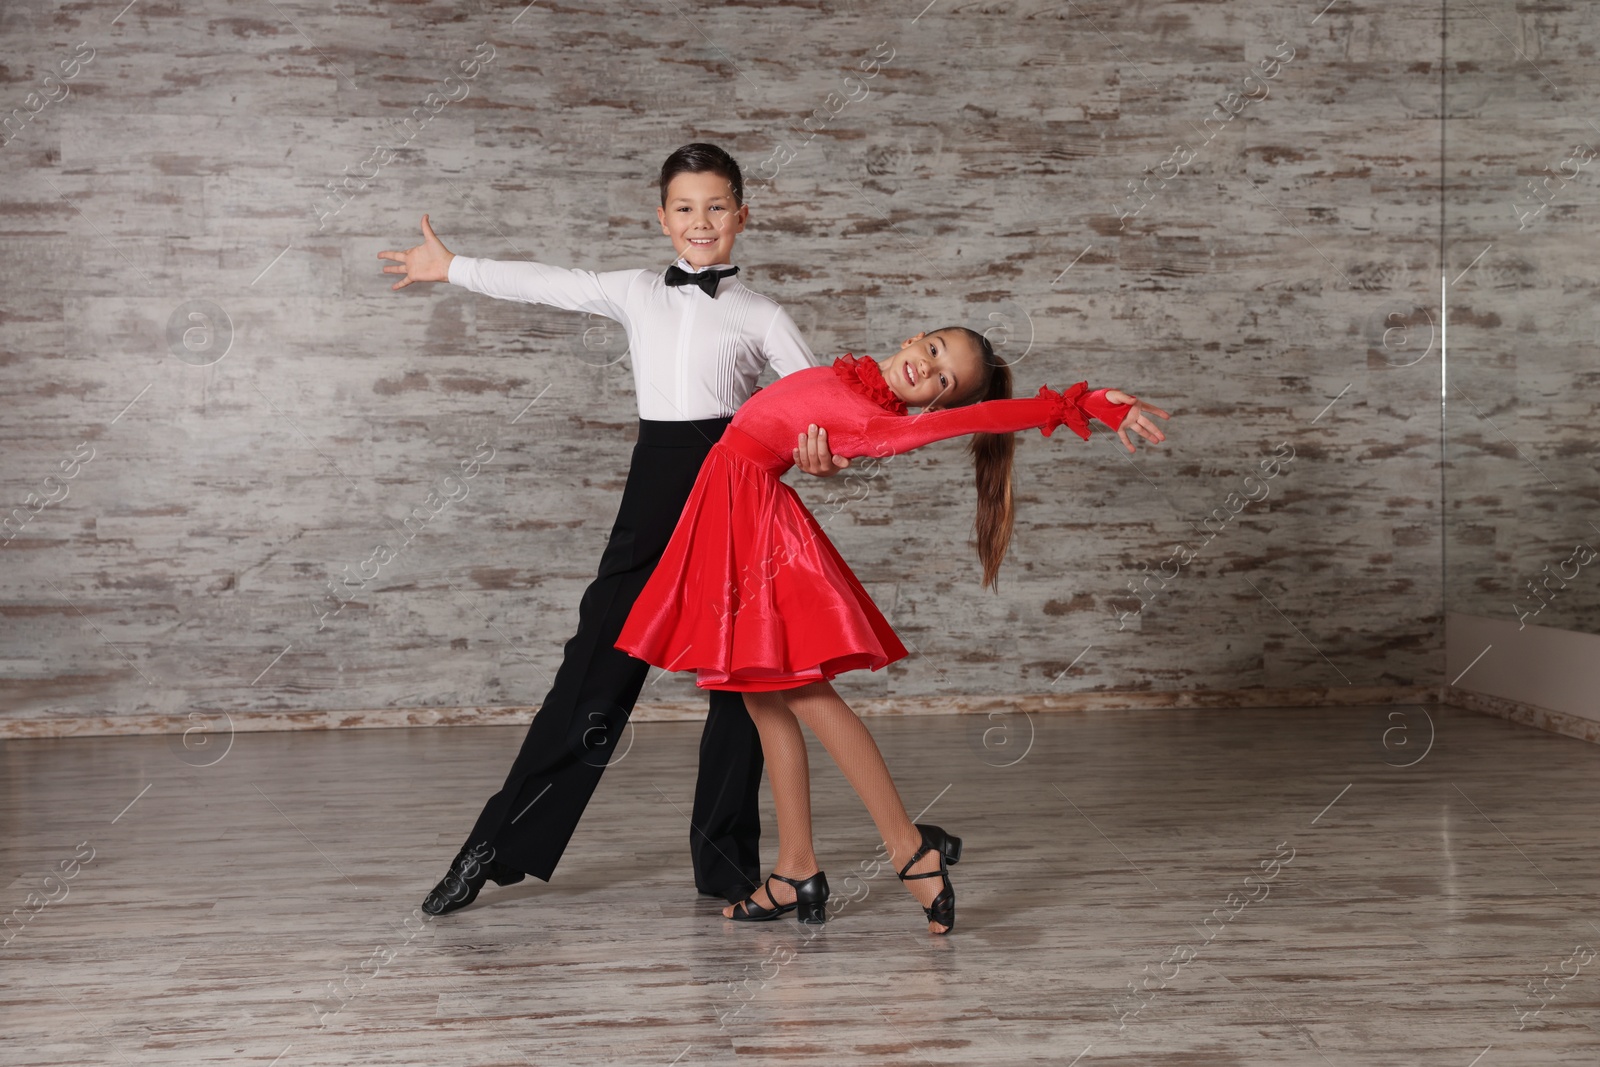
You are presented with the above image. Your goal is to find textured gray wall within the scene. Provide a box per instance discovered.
[1442,1,1600,637]
[1,0,1455,731]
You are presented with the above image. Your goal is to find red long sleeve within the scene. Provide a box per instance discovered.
[857,383,1131,459]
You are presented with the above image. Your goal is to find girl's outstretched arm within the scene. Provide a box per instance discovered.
[859,384,1167,458]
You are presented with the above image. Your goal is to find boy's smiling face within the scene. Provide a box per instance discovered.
[657,171,747,268]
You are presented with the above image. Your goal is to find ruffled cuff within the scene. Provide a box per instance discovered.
[1037,381,1092,440]
[1038,384,1133,440]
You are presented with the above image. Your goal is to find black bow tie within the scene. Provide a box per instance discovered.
[664,263,739,298]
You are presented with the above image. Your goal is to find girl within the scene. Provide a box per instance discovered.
[616,327,1169,933]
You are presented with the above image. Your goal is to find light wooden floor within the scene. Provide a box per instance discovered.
[2,704,1597,1066]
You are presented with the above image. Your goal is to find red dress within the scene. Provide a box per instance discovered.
[614,356,1132,691]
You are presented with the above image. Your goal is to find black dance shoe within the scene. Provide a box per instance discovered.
[420,841,526,915]
[726,871,830,925]
[896,824,961,933]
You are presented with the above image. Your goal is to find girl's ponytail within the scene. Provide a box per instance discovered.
[941,327,1016,589]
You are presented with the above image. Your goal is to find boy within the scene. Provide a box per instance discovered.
[380,143,847,913]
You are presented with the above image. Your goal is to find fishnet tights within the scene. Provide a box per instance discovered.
[727,681,948,930]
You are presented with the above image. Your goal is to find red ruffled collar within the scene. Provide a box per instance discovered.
[832,354,908,415]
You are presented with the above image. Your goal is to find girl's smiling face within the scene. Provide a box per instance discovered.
[878,330,987,410]
[657,171,747,268]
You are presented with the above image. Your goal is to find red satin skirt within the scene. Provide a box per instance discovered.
[615,425,907,691]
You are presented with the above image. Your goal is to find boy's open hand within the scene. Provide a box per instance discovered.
[1104,390,1171,454]
[378,214,455,290]
[795,424,849,478]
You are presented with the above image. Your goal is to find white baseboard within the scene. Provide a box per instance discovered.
[1445,612,1600,736]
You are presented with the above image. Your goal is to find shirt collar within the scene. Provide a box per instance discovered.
[672,256,736,273]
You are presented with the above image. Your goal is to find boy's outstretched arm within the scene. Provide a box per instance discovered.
[378,214,454,289]
[794,424,848,478]
[379,214,634,323]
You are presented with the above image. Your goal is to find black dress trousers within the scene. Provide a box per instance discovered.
[465,417,763,899]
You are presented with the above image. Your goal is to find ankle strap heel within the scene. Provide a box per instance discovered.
[916,823,962,865]
[793,871,829,925]
[727,870,830,925]
[898,825,960,934]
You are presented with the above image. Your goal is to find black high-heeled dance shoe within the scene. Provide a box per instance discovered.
[726,871,830,925]
[897,823,961,933]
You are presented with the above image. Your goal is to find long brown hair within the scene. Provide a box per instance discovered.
[934,326,1015,590]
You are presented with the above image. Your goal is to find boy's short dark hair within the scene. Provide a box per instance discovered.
[659,143,744,208]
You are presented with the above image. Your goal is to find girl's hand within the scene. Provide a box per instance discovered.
[378,214,455,290]
[1103,389,1170,454]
